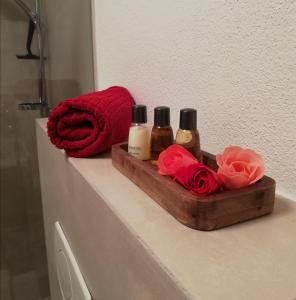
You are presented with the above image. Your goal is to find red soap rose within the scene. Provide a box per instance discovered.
[175,163,221,196]
[158,144,197,176]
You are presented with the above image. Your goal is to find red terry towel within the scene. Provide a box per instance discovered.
[47,86,134,158]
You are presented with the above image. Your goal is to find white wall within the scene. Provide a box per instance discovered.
[93,0,296,200]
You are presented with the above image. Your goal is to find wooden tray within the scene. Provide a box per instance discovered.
[112,143,276,231]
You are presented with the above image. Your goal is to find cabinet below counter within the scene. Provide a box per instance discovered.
[36,118,296,300]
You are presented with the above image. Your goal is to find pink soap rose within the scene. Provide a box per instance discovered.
[175,163,221,196]
[158,144,197,176]
[216,146,265,190]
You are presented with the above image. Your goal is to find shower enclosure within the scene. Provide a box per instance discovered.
[0,0,94,298]
[14,0,49,117]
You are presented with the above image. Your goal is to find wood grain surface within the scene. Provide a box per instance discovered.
[112,143,276,231]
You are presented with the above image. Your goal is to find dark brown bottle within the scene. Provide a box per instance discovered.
[150,106,174,160]
[176,108,201,160]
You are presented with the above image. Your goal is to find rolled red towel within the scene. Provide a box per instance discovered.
[47,86,134,157]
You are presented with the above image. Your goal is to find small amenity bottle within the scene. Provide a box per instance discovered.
[150,106,174,160]
[128,105,150,160]
[176,108,201,160]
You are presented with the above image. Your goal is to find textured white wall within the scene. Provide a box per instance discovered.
[93,0,296,200]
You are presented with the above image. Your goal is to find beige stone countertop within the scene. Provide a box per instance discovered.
[38,119,296,300]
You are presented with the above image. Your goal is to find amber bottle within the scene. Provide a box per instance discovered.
[150,106,174,160]
[176,108,201,160]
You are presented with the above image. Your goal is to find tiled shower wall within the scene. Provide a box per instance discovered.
[0,0,94,299]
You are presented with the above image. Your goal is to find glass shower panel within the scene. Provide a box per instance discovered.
[0,0,49,299]
[0,0,94,299]
[43,0,95,107]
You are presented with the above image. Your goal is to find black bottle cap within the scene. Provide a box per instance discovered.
[179,108,197,130]
[154,106,170,127]
[132,104,147,123]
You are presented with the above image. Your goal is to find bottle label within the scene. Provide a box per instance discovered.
[176,130,192,144]
[128,145,141,153]
[128,126,151,160]
[128,145,149,160]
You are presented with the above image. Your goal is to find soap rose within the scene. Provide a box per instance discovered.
[158,144,197,176]
[175,163,220,196]
[216,146,264,190]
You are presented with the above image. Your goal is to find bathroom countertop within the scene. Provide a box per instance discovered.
[37,119,296,300]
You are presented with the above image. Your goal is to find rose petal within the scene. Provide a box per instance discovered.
[175,163,220,196]
[174,166,191,188]
[158,144,197,176]
[218,169,251,189]
[248,164,265,184]
[219,146,244,165]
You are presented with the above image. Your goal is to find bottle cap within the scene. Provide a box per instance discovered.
[132,105,147,124]
[154,106,170,127]
[179,108,197,130]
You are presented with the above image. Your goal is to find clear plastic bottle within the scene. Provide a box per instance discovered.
[128,105,150,160]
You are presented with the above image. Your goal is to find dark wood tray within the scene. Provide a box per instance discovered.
[112,143,276,231]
